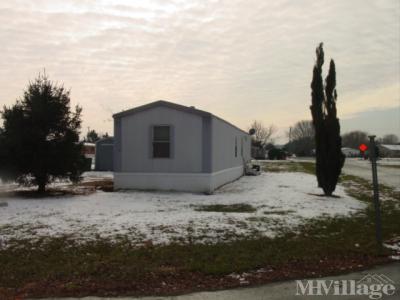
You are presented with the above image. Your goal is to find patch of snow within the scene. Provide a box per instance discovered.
[380,144,400,151]
[384,237,400,260]
[81,171,113,180]
[0,172,366,248]
[384,243,400,251]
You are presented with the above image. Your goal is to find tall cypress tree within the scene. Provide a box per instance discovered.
[310,43,345,196]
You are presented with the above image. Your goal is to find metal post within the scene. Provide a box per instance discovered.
[368,135,382,251]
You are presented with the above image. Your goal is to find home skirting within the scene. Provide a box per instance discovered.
[114,165,244,193]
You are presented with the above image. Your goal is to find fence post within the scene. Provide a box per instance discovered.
[368,135,382,251]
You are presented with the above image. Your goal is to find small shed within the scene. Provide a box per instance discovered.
[95,137,114,171]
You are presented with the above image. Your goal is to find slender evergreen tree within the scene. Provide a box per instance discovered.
[0,73,85,193]
[310,43,345,196]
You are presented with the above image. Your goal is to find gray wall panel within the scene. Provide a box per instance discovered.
[119,106,203,173]
[211,117,251,173]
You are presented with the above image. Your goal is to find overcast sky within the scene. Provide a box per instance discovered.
[0,0,399,142]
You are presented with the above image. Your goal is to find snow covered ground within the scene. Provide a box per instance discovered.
[81,171,114,180]
[0,172,365,248]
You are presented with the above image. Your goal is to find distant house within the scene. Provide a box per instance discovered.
[341,147,360,157]
[113,100,251,193]
[95,137,114,171]
[378,144,400,158]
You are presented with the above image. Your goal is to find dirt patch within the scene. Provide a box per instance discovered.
[77,179,114,192]
[0,179,113,199]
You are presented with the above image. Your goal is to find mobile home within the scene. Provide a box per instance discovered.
[113,100,251,193]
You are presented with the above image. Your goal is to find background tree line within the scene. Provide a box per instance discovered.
[85,129,109,143]
[285,122,398,157]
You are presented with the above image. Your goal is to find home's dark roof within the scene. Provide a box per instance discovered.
[380,144,400,151]
[113,100,211,119]
[113,100,249,135]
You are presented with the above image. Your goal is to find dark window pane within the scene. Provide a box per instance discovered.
[153,142,170,158]
[235,137,237,157]
[153,126,170,141]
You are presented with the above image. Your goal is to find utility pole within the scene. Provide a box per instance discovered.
[369,135,382,251]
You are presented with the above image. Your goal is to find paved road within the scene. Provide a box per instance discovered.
[342,158,400,189]
[294,157,400,190]
[38,263,400,300]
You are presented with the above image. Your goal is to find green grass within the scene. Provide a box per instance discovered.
[261,160,315,174]
[194,203,257,213]
[339,174,400,204]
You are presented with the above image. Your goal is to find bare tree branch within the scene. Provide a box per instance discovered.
[287,120,314,141]
[249,120,277,147]
[342,131,368,149]
[381,134,399,144]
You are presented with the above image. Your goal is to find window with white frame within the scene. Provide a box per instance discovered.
[153,125,170,158]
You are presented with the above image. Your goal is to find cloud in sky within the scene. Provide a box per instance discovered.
[341,106,400,138]
[0,0,399,141]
